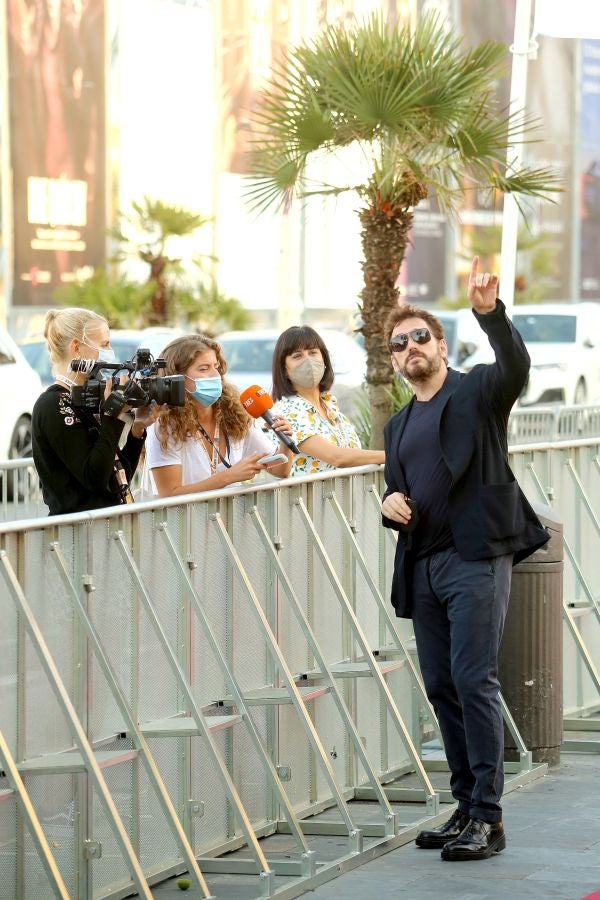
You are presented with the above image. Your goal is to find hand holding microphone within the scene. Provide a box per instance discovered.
[239,385,300,454]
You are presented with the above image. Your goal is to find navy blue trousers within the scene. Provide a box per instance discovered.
[411,548,513,823]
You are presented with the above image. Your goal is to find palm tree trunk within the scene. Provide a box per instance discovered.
[358,203,413,449]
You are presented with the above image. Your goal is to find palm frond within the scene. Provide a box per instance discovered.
[245,11,560,215]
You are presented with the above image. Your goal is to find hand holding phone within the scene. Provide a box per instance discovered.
[257,452,288,467]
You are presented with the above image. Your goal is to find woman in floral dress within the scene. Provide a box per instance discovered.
[271,326,384,476]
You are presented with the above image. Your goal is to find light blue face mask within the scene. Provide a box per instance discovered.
[82,340,117,364]
[97,347,117,364]
[188,376,223,407]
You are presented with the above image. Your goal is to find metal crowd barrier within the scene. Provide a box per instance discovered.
[0,420,599,897]
[0,466,550,899]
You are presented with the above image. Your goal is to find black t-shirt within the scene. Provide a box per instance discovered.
[32,384,144,516]
[400,386,454,559]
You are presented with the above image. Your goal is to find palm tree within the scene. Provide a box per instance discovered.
[245,14,560,446]
[109,197,212,325]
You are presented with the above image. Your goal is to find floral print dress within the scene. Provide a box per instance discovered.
[272,393,361,475]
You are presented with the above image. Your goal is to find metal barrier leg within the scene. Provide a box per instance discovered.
[157,519,318,873]
[0,550,152,900]
[112,530,276,893]
[249,505,398,837]
[0,731,70,900]
[210,511,365,850]
[293,498,439,815]
[48,541,214,899]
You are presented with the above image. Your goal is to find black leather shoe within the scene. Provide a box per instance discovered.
[441,817,506,860]
[415,809,471,848]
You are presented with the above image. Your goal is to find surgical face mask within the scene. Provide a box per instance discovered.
[187,376,223,407]
[82,340,117,364]
[289,357,326,389]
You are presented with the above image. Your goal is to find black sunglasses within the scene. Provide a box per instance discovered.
[389,328,432,353]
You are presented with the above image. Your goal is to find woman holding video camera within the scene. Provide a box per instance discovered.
[32,307,154,515]
[145,334,293,496]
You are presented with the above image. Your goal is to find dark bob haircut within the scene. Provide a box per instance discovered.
[272,326,335,401]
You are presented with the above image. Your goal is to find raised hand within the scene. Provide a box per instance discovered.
[467,255,499,315]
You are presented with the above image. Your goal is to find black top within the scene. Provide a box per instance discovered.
[32,384,145,516]
[400,385,454,559]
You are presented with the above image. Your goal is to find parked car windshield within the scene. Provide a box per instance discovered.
[221,337,277,374]
[512,314,577,343]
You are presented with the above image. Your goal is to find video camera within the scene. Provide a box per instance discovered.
[69,348,186,416]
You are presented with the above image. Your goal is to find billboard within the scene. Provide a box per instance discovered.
[5,0,106,307]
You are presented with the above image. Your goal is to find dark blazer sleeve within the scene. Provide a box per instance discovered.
[382,415,403,532]
[473,300,530,413]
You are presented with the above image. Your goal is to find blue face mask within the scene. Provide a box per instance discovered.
[188,376,222,407]
[82,340,116,365]
[97,347,117,364]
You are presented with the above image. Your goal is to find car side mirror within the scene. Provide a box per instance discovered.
[583,337,595,349]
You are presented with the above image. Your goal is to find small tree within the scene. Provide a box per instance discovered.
[245,14,560,447]
[54,269,154,328]
[109,197,214,325]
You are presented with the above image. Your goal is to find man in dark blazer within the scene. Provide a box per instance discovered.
[381,256,549,861]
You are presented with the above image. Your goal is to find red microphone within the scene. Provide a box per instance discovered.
[239,385,300,454]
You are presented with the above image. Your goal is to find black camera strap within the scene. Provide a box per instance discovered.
[197,423,231,470]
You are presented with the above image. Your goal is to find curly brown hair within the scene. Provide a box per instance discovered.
[155,334,252,450]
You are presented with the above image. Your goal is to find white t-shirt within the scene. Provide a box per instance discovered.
[145,420,275,492]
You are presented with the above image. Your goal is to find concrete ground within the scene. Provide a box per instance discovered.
[151,749,600,900]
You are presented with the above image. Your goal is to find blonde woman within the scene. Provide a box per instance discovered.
[32,307,152,515]
[145,334,293,496]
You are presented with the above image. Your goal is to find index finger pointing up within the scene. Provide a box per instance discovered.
[469,255,480,283]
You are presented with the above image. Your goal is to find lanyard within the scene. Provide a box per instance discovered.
[197,422,231,473]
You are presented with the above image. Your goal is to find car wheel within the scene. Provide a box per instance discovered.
[5,416,34,502]
[574,379,587,405]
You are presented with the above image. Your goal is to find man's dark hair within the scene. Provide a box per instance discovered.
[272,325,335,401]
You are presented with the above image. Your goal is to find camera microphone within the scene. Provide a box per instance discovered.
[239,385,300,454]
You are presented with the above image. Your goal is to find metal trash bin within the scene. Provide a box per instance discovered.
[499,503,563,766]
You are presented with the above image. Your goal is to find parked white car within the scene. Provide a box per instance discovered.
[436,308,491,370]
[218,328,367,416]
[462,302,600,406]
[0,327,43,466]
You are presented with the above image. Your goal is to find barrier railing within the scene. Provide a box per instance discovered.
[2,403,599,525]
[1,432,599,896]
[0,465,553,899]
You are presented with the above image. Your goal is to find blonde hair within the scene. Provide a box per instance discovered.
[44,307,108,369]
[156,334,252,449]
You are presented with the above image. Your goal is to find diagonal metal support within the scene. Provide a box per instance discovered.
[564,459,600,539]
[249,505,398,836]
[527,462,600,622]
[210,511,364,847]
[111,530,276,895]
[563,602,600,697]
[48,541,214,899]
[0,730,70,900]
[293,498,438,813]
[499,693,532,772]
[326,488,443,745]
[157,520,318,866]
[0,550,152,900]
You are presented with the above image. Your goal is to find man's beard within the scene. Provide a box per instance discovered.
[399,351,444,386]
